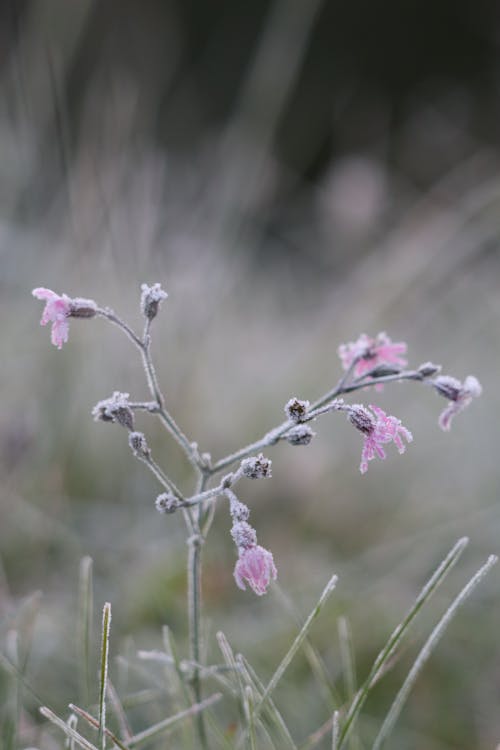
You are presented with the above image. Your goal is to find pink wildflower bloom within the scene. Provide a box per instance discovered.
[32,287,97,348]
[348,404,413,474]
[435,375,482,432]
[338,332,408,382]
[32,288,72,349]
[234,545,277,596]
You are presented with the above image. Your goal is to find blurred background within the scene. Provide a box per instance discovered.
[1,0,500,747]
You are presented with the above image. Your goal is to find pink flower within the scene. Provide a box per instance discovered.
[234,545,277,596]
[32,288,72,349]
[348,404,413,474]
[32,288,97,348]
[434,375,482,431]
[338,333,408,382]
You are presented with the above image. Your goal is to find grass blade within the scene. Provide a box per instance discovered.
[39,707,98,750]
[372,554,498,750]
[336,537,469,749]
[127,692,222,747]
[69,703,130,750]
[98,602,111,750]
[78,557,93,707]
[256,573,338,716]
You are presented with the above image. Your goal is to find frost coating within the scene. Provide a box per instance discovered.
[92,392,134,430]
[434,375,482,431]
[284,397,310,423]
[348,404,413,474]
[141,283,168,320]
[286,425,315,446]
[241,453,272,479]
[156,493,180,514]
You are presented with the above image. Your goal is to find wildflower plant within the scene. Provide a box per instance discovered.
[27,283,495,749]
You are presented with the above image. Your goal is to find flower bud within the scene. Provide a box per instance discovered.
[69,298,98,318]
[284,397,310,423]
[433,375,462,401]
[365,364,401,377]
[241,453,272,479]
[347,404,375,435]
[155,493,180,514]
[231,521,257,550]
[141,283,168,320]
[92,392,134,430]
[286,425,315,446]
[418,362,441,378]
[129,431,150,458]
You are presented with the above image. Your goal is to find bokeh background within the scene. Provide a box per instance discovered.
[1,1,500,748]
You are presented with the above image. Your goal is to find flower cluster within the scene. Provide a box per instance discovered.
[31,286,483,597]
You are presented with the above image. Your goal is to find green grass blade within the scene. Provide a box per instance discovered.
[78,556,93,707]
[69,703,130,750]
[127,692,222,747]
[98,602,112,750]
[256,573,338,716]
[372,554,498,750]
[338,617,359,750]
[336,536,469,749]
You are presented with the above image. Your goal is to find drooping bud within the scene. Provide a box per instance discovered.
[92,392,134,430]
[347,404,375,435]
[241,453,272,479]
[284,397,310,423]
[129,431,150,458]
[230,521,258,549]
[435,375,482,431]
[155,493,180,514]
[227,490,250,522]
[432,375,462,401]
[285,425,315,446]
[140,283,168,320]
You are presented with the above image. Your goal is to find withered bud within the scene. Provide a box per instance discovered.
[348,405,375,435]
[286,425,315,446]
[69,297,98,318]
[155,493,180,514]
[418,362,442,378]
[141,283,168,320]
[92,392,134,430]
[129,431,150,458]
[284,397,310,423]
[432,375,462,401]
[241,453,272,479]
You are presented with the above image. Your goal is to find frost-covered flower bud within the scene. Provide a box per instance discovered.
[365,364,402,377]
[129,431,150,458]
[155,493,180,514]
[234,545,277,596]
[241,453,272,479]
[231,521,258,550]
[347,404,375,435]
[432,375,462,401]
[228,491,250,522]
[418,362,441,378]
[69,298,98,318]
[92,392,134,430]
[286,425,315,446]
[141,283,168,320]
[284,397,310,423]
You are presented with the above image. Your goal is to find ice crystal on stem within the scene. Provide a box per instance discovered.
[338,332,407,381]
[32,288,97,349]
[433,375,482,431]
[348,404,413,474]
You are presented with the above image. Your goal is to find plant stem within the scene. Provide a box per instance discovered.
[188,473,209,749]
